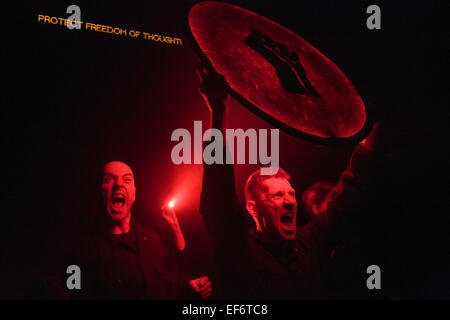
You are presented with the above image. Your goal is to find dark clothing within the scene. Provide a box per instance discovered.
[67,219,186,299]
[200,144,374,299]
[104,227,146,298]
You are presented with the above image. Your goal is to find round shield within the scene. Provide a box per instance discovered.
[189,1,367,141]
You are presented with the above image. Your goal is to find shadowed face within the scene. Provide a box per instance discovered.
[256,178,297,241]
[101,161,136,221]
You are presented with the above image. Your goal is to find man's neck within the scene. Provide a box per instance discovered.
[109,214,131,235]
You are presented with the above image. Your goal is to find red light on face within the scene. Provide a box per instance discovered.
[168,200,175,208]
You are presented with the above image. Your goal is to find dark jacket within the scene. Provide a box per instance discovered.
[66,219,187,299]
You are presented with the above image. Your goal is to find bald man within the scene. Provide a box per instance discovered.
[68,161,211,300]
[101,161,136,235]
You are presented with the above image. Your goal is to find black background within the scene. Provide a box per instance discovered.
[2,0,448,299]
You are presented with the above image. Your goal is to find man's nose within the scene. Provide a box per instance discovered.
[283,196,296,208]
[113,179,124,189]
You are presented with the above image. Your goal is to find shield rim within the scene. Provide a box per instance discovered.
[188,1,374,146]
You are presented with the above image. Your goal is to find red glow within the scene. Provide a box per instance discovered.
[159,165,204,216]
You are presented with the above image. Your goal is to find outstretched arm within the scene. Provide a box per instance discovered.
[316,122,380,226]
[161,204,186,251]
[197,66,247,245]
[196,66,229,132]
[159,204,215,299]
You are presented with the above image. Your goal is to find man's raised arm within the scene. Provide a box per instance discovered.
[316,122,381,227]
[197,66,247,245]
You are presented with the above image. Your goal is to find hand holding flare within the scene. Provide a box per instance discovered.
[161,201,185,251]
[161,201,213,298]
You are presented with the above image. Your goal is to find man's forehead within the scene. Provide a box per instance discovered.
[261,177,293,192]
[103,161,134,176]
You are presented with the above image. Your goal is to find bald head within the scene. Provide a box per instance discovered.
[101,161,136,222]
[103,161,134,176]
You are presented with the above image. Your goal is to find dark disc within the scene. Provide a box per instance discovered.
[189,1,367,140]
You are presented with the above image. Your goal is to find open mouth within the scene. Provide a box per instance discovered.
[280,212,296,232]
[280,212,295,225]
[111,193,126,209]
[280,212,296,238]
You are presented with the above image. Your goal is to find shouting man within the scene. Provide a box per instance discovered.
[68,160,212,299]
[197,68,379,299]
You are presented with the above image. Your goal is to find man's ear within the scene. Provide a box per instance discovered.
[311,204,320,215]
[247,200,264,232]
[246,200,258,217]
